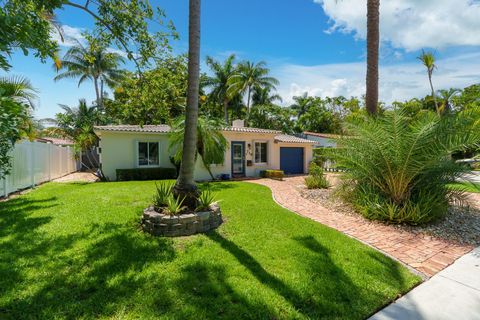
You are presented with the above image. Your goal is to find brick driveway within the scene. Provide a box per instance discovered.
[250,176,474,277]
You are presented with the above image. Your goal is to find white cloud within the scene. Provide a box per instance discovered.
[51,25,86,47]
[274,52,480,105]
[315,0,480,51]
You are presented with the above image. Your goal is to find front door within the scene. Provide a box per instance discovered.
[231,141,245,177]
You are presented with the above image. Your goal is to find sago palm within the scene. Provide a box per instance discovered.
[332,110,480,224]
[54,39,125,108]
[227,61,279,112]
[204,54,237,124]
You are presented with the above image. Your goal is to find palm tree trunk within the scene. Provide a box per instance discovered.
[100,79,104,109]
[246,86,252,112]
[223,97,229,124]
[365,0,380,115]
[174,0,201,209]
[93,76,101,108]
[428,73,439,114]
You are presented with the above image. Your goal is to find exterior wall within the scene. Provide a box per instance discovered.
[98,131,174,181]
[305,135,337,148]
[98,130,315,181]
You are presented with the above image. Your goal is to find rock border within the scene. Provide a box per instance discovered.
[141,203,223,237]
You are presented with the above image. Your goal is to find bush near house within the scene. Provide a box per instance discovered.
[305,163,329,189]
[260,170,284,180]
[116,168,177,181]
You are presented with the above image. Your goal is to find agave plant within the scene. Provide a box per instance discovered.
[196,188,217,211]
[153,181,175,209]
[331,110,480,224]
[164,195,186,216]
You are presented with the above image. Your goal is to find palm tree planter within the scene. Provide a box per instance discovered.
[141,204,223,237]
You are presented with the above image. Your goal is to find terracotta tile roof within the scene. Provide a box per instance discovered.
[94,125,171,133]
[38,137,75,145]
[223,126,281,134]
[274,134,316,144]
[303,131,341,139]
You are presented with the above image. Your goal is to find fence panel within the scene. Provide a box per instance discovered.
[1,140,78,197]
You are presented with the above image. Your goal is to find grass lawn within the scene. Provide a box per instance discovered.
[0,181,420,319]
[448,182,480,193]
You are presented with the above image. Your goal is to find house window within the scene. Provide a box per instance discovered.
[254,142,268,164]
[138,142,159,166]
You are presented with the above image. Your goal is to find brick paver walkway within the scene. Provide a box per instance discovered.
[250,176,474,277]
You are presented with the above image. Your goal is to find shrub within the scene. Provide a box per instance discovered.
[305,163,330,189]
[116,168,177,181]
[196,187,217,211]
[153,181,174,209]
[330,110,480,225]
[260,170,284,180]
[164,195,185,216]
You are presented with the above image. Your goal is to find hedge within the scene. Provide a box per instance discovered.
[116,168,177,181]
[260,170,284,180]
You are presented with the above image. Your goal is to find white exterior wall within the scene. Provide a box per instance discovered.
[0,140,78,197]
[97,130,314,181]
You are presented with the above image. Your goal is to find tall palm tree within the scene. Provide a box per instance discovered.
[365,0,380,115]
[418,50,439,114]
[227,61,279,112]
[204,54,237,124]
[252,86,282,106]
[438,88,460,114]
[169,115,228,180]
[290,92,315,118]
[54,39,125,108]
[174,0,201,209]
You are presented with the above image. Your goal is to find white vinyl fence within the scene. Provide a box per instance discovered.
[0,140,79,197]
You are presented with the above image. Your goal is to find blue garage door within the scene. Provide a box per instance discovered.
[280,147,304,174]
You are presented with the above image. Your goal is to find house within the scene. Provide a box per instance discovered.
[93,120,316,181]
[300,131,339,148]
[36,137,75,147]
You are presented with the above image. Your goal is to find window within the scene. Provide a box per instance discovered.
[254,142,268,164]
[138,142,159,166]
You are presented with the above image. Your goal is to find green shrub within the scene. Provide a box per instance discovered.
[164,195,185,216]
[305,163,330,189]
[153,181,174,209]
[116,168,177,181]
[330,110,480,225]
[196,187,217,211]
[260,170,284,180]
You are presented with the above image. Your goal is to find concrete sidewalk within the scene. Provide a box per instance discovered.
[370,247,480,320]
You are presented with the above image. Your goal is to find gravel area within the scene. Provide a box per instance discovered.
[299,174,480,246]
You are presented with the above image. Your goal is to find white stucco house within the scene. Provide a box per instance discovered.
[94,120,316,181]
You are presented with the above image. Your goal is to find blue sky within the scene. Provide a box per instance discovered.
[4,0,480,119]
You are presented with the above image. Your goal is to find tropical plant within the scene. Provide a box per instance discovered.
[418,50,439,114]
[153,181,174,209]
[290,93,316,118]
[204,54,237,123]
[227,61,279,112]
[174,0,202,209]
[247,104,294,134]
[437,88,460,114]
[196,187,217,211]
[331,110,480,224]
[164,195,186,216]
[54,36,125,108]
[305,163,329,189]
[252,86,282,106]
[0,76,37,178]
[169,115,228,180]
[366,0,380,115]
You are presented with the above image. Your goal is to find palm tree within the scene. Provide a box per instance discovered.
[227,61,279,112]
[252,86,282,106]
[418,50,439,114]
[169,115,228,180]
[174,0,201,209]
[204,54,237,123]
[365,0,380,115]
[290,92,315,118]
[0,76,38,107]
[438,88,460,114]
[54,39,125,108]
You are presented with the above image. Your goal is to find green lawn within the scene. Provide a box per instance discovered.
[0,181,420,319]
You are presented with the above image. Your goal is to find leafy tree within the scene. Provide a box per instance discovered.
[452,84,480,111]
[418,50,439,114]
[169,115,228,180]
[174,0,201,209]
[106,55,188,125]
[252,86,282,106]
[1,0,176,71]
[290,93,316,118]
[296,101,342,134]
[0,76,37,178]
[204,54,237,124]
[54,36,125,108]
[227,61,279,112]
[366,0,380,115]
[247,104,294,134]
[437,88,460,114]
